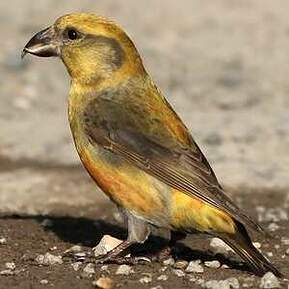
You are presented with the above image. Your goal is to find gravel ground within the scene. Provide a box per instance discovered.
[0,1,289,288]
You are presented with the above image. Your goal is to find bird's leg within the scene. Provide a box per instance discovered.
[95,210,150,264]
[156,231,187,261]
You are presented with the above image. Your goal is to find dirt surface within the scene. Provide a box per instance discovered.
[0,1,289,288]
[0,186,289,289]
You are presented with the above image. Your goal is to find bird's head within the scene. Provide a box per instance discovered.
[22,13,146,85]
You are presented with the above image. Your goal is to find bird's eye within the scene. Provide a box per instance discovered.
[66,29,79,40]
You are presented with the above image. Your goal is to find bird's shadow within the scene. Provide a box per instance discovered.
[1,214,250,273]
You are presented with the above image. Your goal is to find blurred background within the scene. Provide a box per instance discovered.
[0,0,289,215]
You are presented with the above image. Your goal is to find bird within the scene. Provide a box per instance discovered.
[22,12,281,277]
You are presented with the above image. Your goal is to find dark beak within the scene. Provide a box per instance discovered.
[22,26,60,59]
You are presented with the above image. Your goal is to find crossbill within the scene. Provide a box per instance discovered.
[22,13,280,276]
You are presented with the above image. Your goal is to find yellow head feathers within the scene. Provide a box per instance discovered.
[23,13,146,85]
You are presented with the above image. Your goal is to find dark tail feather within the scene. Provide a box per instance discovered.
[220,222,282,277]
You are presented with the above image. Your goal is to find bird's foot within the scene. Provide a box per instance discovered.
[155,245,173,262]
[94,239,150,265]
[95,255,151,265]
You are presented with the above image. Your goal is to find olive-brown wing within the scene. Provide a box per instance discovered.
[84,120,263,234]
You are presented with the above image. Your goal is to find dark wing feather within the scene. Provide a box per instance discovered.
[85,123,263,234]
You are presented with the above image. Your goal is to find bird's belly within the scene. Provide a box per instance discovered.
[78,141,170,226]
[170,191,235,234]
[74,133,235,234]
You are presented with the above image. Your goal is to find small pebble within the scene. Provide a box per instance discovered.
[189,276,197,282]
[64,245,83,254]
[134,256,151,263]
[82,263,95,277]
[0,269,14,276]
[204,260,221,268]
[172,269,186,277]
[267,252,273,257]
[159,266,167,272]
[100,265,109,271]
[115,264,134,275]
[162,257,175,266]
[0,237,7,245]
[92,277,113,289]
[74,252,86,261]
[5,262,16,270]
[258,208,288,223]
[150,286,163,289]
[157,274,168,281]
[203,277,239,289]
[139,275,152,284]
[185,260,204,273]
[260,272,280,288]
[35,253,63,265]
[196,278,205,285]
[209,238,232,254]
[40,279,49,285]
[286,248,289,255]
[93,235,122,257]
[253,242,261,249]
[281,238,289,245]
[268,223,279,232]
[71,262,82,271]
[174,260,188,269]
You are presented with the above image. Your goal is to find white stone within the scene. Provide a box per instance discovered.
[0,237,7,244]
[115,264,134,275]
[281,238,289,245]
[209,238,232,254]
[134,256,151,263]
[74,252,86,261]
[0,269,14,276]
[101,265,109,271]
[253,242,261,249]
[64,245,83,254]
[150,286,163,289]
[82,263,95,277]
[93,235,122,257]
[40,279,49,285]
[189,276,197,282]
[162,257,175,266]
[157,274,168,281]
[71,262,82,271]
[204,260,221,268]
[268,223,279,232]
[35,253,63,265]
[203,278,239,289]
[139,275,152,284]
[5,262,16,270]
[226,278,240,289]
[172,269,186,277]
[185,260,204,273]
[260,272,280,288]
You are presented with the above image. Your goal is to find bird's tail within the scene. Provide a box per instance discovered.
[220,221,282,277]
